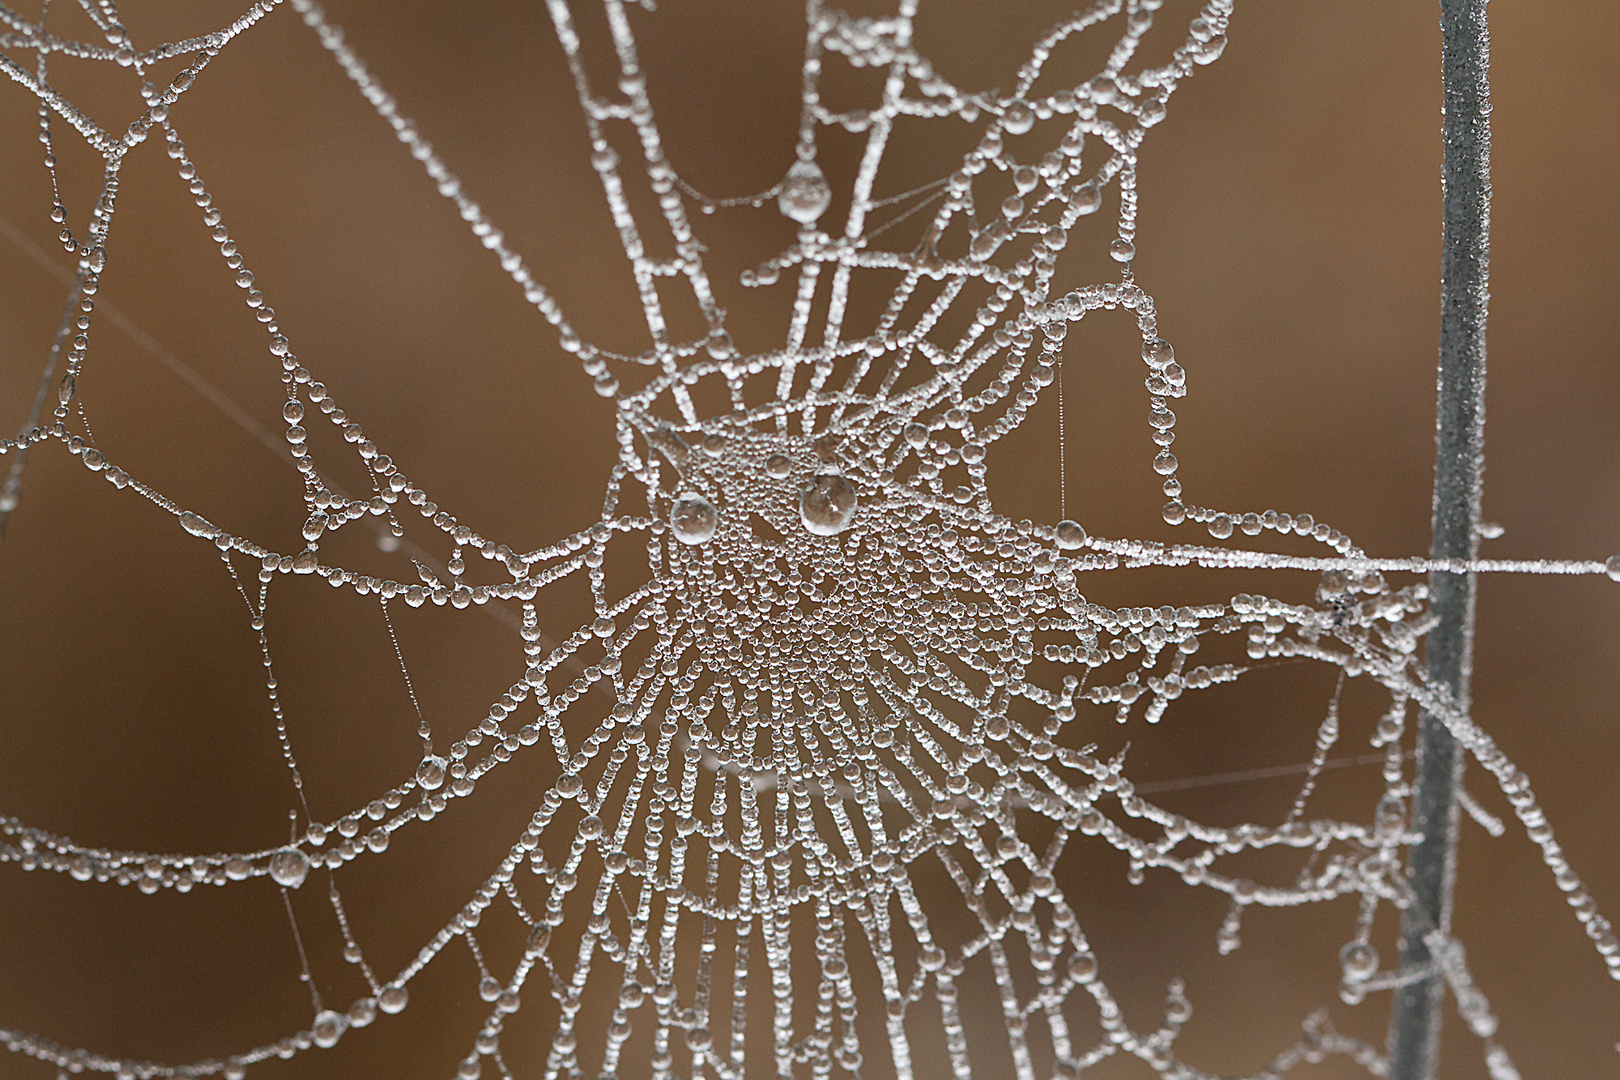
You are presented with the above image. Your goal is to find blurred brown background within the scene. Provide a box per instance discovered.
[0,1,1617,1078]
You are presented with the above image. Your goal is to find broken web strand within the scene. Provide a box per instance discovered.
[0,2,1613,1080]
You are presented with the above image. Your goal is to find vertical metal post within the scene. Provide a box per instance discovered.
[1388,1,1491,1077]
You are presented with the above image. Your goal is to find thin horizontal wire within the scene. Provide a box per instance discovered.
[1132,752,1387,795]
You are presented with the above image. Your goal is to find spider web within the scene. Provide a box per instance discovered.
[0,1,1616,1079]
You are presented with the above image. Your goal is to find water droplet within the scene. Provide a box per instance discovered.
[579,814,603,839]
[378,984,409,1014]
[670,491,718,545]
[701,432,726,455]
[778,160,831,224]
[800,472,858,536]
[704,330,734,360]
[1607,556,1620,582]
[1109,238,1135,263]
[1072,182,1101,215]
[302,512,329,541]
[1068,950,1098,983]
[765,453,793,478]
[348,998,378,1027]
[918,945,945,971]
[1153,451,1178,475]
[479,976,502,1002]
[417,756,447,790]
[312,1009,348,1048]
[1193,34,1227,64]
[268,848,310,888]
[57,374,75,406]
[283,399,304,423]
[1208,514,1234,539]
[1055,520,1087,550]
[1163,501,1186,525]
[180,511,220,539]
[1375,792,1405,837]
[1340,941,1378,981]
[1002,100,1034,135]
[903,423,928,447]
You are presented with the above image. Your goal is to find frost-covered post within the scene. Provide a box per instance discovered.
[1388,0,1491,1077]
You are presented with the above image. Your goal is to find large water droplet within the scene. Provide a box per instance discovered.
[1339,941,1379,981]
[180,511,220,539]
[1001,100,1034,135]
[348,997,378,1027]
[799,473,857,536]
[1606,555,1620,582]
[670,492,718,545]
[378,984,409,1014]
[1055,520,1087,550]
[302,512,329,541]
[1068,950,1098,983]
[417,756,447,790]
[312,1009,348,1048]
[778,160,831,224]
[268,848,310,888]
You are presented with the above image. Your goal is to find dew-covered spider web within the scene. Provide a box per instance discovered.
[0,1,1617,1079]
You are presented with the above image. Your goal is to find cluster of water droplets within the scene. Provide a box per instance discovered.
[1,2,1616,1080]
